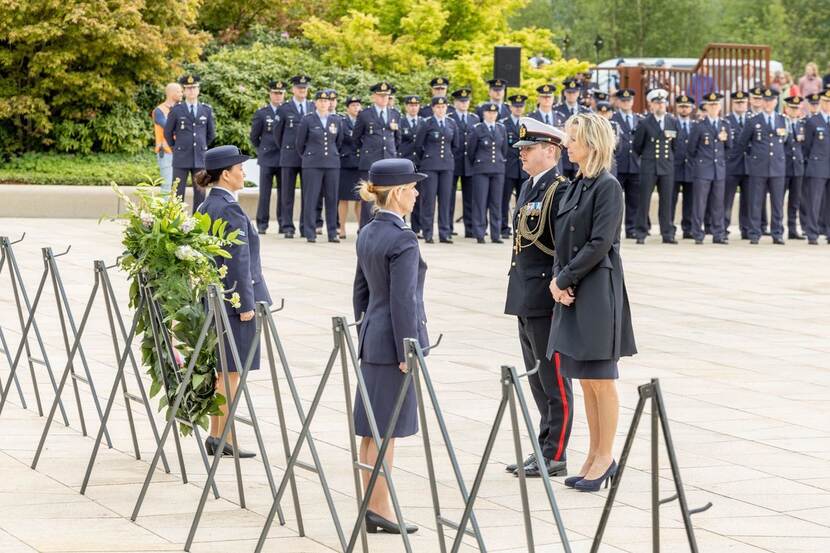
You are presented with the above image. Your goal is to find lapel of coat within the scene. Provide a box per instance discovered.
[557,174,584,215]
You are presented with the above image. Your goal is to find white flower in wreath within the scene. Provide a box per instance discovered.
[230,292,242,309]
[140,211,154,229]
[175,245,196,260]
[181,217,197,234]
[218,265,228,278]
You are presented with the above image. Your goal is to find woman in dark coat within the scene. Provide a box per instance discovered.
[546,113,637,492]
[196,145,272,459]
[352,158,429,534]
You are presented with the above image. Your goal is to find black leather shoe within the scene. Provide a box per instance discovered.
[683,232,694,239]
[501,232,511,239]
[464,233,473,239]
[205,437,256,458]
[636,237,645,245]
[307,237,316,243]
[662,237,678,244]
[773,237,785,245]
[425,238,435,244]
[750,238,759,245]
[789,232,805,240]
[285,232,294,239]
[694,239,703,245]
[515,457,567,478]
[740,233,749,240]
[316,228,323,235]
[476,237,486,244]
[257,228,267,235]
[328,237,340,243]
[492,238,504,244]
[366,511,418,534]
[452,231,459,236]
[713,238,728,245]
[440,238,453,244]
[505,452,536,473]
[808,238,818,245]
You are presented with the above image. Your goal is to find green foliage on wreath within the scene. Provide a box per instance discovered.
[112,183,243,436]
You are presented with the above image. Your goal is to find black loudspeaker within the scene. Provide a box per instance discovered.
[494,46,522,87]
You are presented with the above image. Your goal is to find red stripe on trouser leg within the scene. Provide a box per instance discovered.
[553,352,569,461]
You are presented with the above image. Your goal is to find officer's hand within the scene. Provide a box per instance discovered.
[240,310,255,321]
[399,362,409,373]
[560,287,576,306]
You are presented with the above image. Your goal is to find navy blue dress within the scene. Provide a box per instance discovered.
[197,187,272,371]
[352,210,429,438]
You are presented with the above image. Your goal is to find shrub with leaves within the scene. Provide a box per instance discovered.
[113,183,241,435]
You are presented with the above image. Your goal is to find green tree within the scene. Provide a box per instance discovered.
[0,0,206,155]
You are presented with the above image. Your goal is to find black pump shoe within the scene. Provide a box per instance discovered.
[365,510,419,534]
[205,436,256,458]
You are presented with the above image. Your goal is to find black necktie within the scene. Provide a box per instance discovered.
[462,114,466,125]
[627,115,633,129]
[544,113,550,125]
[439,119,444,129]
[381,110,386,125]
[489,124,494,133]
[410,118,416,127]
[190,104,196,118]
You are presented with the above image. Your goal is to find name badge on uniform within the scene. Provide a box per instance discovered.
[329,123,338,135]
[180,120,185,130]
[431,131,440,139]
[368,125,374,135]
[664,130,677,139]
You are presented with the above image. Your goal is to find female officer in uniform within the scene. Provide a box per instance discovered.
[352,158,429,534]
[546,113,636,491]
[196,145,272,458]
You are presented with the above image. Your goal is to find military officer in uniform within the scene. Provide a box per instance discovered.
[500,94,529,240]
[529,84,563,127]
[250,80,285,234]
[353,81,402,227]
[475,78,511,120]
[414,97,460,243]
[163,73,216,212]
[801,89,830,245]
[595,102,618,175]
[611,89,642,238]
[736,87,787,244]
[633,88,679,244]
[399,95,423,234]
[419,77,454,118]
[806,93,821,117]
[672,94,695,239]
[449,87,480,237]
[503,117,572,478]
[467,103,507,243]
[274,74,313,238]
[337,95,362,239]
[687,92,730,244]
[555,78,591,179]
[295,90,344,243]
[724,91,752,239]
[783,95,806,240]
[748,86,764,115]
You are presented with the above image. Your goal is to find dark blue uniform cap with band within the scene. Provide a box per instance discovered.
[615,88,636,99]
[345,95,362,105]
[431,96,449,106]
[204,145,250,171]
[368,159,428,185]
[508,94,528,106]
[290,75,311,87]
[179,73,200,86]
[403,95,421,104]
[269,80,286,92]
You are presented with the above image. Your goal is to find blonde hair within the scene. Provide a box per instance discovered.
[565,113,615,178]
[357,180,415,210]
[806,62,818,77]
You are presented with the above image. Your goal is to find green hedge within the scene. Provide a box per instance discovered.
[0,152,159,186]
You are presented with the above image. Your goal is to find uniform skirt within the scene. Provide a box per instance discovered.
[353,362,418,438]
[217,309,261,372]
[556,352,618,380]
[338,168,361,201]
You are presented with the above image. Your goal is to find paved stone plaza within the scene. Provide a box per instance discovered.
[0,217,829,553]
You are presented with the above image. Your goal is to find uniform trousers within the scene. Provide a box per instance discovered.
[517,316,573,462]
[636,173,674,240]
[692,178,725,241]
[173,167,206,214]
[501,177,523,237]
[420,170,454,241]
[785,175,803,235]
[748,176,785,240]
[279,166,301,234]
[471,173,504,240]
[301,168,339,240]
[618,172,641,238]
[724,174,750,237]
[455,175,473,236]
[256,165,281,232]
[671,180,694,236]
[802,177,830,240]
